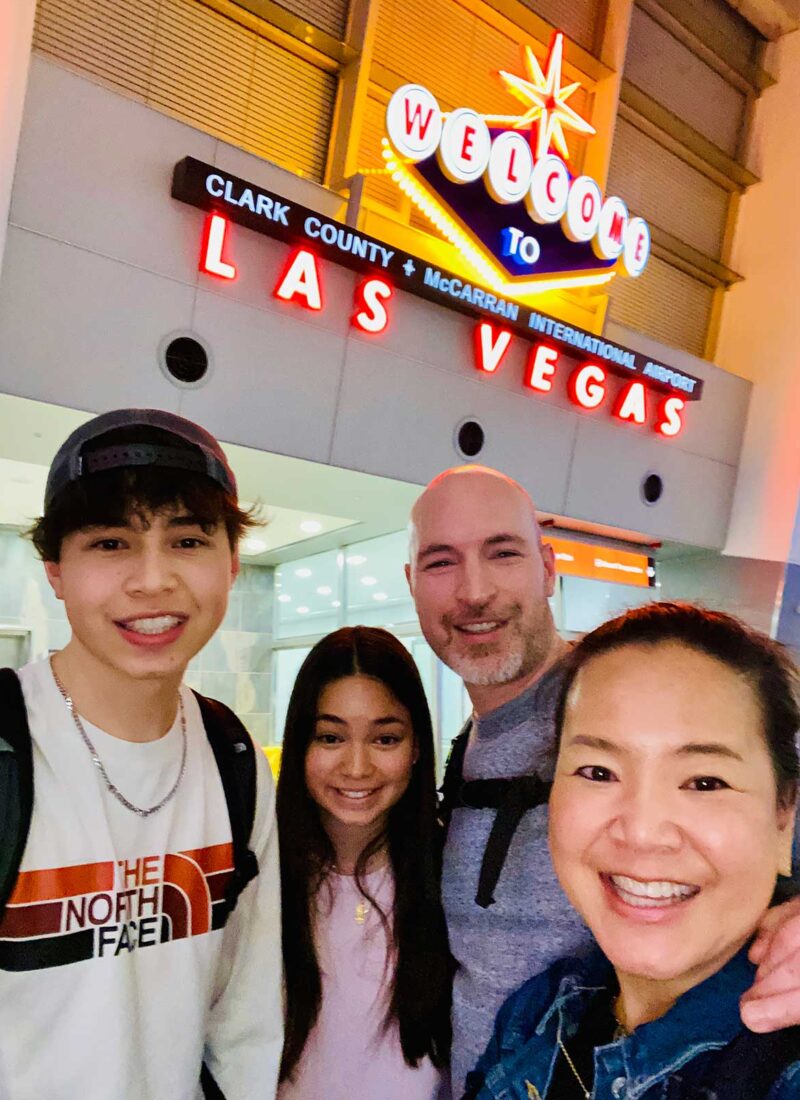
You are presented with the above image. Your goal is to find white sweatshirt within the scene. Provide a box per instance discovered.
[0,658,282,1100]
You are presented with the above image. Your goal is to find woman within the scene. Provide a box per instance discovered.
[467,602,800,1099]
[276,626,451,1099]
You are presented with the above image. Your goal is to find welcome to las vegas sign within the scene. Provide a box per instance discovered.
[380,32,651,300]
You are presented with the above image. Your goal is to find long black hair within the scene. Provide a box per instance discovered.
[277,626,452,1082]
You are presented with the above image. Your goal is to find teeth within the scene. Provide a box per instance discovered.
[123,616,183,636]
[337,790,375,800]
[610,874,697,906]
[459,622,500,634]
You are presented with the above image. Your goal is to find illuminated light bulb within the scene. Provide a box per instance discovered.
[278,594,291,604]
[300,520,322,534]
[360,576,378,586]
[295,567,312,578]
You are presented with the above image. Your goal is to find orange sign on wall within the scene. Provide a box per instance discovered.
[543,535,654,588]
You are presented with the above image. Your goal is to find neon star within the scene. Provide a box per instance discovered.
[493,32,595,160]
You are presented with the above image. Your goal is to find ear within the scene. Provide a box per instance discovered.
[540,540,557,598]
[777,802,797,878]
[230,547,240,585]
[44,559,65,601]
[404,561,413,595]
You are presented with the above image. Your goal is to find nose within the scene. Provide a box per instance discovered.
[341,741,373,780]
[608,782,682,853]
[455,555,496,607]
[124,545,178,597]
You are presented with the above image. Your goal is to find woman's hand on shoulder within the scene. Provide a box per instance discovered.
[742,896,800,1032]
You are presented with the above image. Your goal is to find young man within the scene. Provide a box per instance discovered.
[0,409,281,1099]
[406,464,800,1096]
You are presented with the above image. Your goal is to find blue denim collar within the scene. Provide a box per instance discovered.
[539,944,756,1093]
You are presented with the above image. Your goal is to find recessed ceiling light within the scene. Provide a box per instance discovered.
[372,592,388,601]
[316,585,332,596]
[331,600,341,608]
[300,519,323,534]
[297,606,310,614]
[295,567,312,578]
[278,594,291,604]
[360,575,377,586]
[347,554,367,566]
[241,537,267,555]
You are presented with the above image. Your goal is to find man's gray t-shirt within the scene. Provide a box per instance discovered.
[442,664,592,1095]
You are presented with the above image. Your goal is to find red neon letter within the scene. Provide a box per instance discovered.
[526,344,559,392]
[353,277,392,334]
[274,248,322,310]
[200,214,237,280]
[460,126,476,159]
[474,322,512,374]
[609,210,625,244]
[614,381,647,424]
[404,99,434,140]
[655,396,685,437]
[568,363,606,409]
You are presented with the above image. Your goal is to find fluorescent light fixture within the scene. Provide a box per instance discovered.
[297,606,310,614]
[278,594,291,604]
[361,576,377,586]
[347,554,367,566]
[295,567,312,578]
[241,537,267,555]
[373,592,388,601]
[316,585,333,596]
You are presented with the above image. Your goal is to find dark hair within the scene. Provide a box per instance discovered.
[276,626,452,1081]
[555,602,800,809]
[29,426,255,560]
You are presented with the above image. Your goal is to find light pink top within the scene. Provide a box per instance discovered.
[278,868,442,1100]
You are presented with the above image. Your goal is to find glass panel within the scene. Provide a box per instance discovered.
[562,575,655,635]
[275,549,341,640]
[272,646,312,743]
[344,531,417,628]
[439,659,471,766]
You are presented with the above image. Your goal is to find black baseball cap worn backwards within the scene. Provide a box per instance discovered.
[45,408,237,509]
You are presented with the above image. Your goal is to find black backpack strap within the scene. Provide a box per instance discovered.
[200,1063,226,1099]
[671,1026,800,1099]
[438,723,471,835]
[474,774,551,908]
[0,668,33,921]
[193,692,258,917]
[437,719,552,908]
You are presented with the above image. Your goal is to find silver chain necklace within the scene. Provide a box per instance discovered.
[50,659,188,818]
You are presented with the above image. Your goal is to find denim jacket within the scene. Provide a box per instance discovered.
[467,945,800,1100]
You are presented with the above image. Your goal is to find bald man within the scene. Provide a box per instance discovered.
[406,466,800,1097]
[405,466,586,1092]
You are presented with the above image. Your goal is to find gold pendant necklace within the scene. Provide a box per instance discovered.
[354,898,371,925]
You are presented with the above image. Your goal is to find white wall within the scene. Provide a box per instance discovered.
[717,30,800,565]
[0,0,36,279]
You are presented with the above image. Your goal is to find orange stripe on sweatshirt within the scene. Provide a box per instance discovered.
[8,861,115,905]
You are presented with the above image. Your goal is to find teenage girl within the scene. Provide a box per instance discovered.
[276,626,451,1099]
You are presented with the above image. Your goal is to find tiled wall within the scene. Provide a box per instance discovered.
[0,528,276,744]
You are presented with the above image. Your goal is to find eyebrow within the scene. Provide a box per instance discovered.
[417,533,526,560]
[566,734,744,763]
[315,713,406,726]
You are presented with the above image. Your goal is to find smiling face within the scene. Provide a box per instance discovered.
[406,470,559,713]
[305,674,417,858]
[45,509,237,688]
[549,641,795,1008]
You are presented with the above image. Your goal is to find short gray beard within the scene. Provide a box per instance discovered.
[446,645,527,686]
